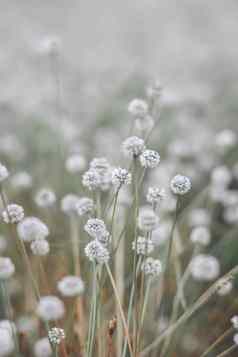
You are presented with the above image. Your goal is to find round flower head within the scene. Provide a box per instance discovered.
[0,327,14,356]
[35,188,56,208]
[211,166,231,188]
[89,157,112,191]
[190,226,211,246]
[0,257,15,280]
[65,154,86,173]
[31,239,50,256]
[146,187,166,204]
[140,150,160,168]
[17,217,49,242]
[132,236,154,255]
[141,257,162,277]
[170,175,191,195]
[48,327,65,345]
[122,136,145,158]
[76,197,94,216]
[84,218,107,239]
[57,275,85,297]
[37,296,65,321]
[190,254,220,282]
[2,204,24,224]
[111,167,131,188]
[61,194,80,215]
[34,337,52,357]
[82,169,101,191]
[138,208,159,232]
[231,316,238,329]
[217,279,233,296]
[0,163,9,183]
[152,221,171,246]
[10,171,32,191]
[85,240,110,264]
[215,129,237,151]
[128,98,148,119]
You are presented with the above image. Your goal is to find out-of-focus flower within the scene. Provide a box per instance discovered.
[0,257,15,280]
[122,136,145,158]
[48,327,65,345]
[10,171,32,191]
[190,254,220,281]
[138,207,159,232]
[85,240,110,264]
[34,188,56,208]
[17,217,49,242]
[37,296,65,321]
[170,175,191,195]
[146,80,163,100]
[111,167,131,188]
[0,163,9,183]
[65,154,86,173]
[34,337,52,357]
[90,157,112,191]
[151,221,171,246]
[231,316,238,329]
[140,150,160,168]
[190,226,211,246]
[132,236,154,255]
[2,204,24,224]
[30,239,50,256]
[57,276,85,297]
[82,169,101,191]
[146,187,166,204]
[0,327,14,356]
[61,194,80,215]
[76,197,94,216]
[0,320,17,338]
[215,129,237,152]
[188,209,211,227]
[128,98,148,119]
[141,257,162,277]
[211,166,231,188]
[217,279,233,296]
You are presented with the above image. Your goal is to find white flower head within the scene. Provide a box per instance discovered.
[82,169,101,191]
[215,129,237,151]
[146,187,166,204]
[10,171,32,191]
[89,157,112,191]
[84,218,107,239]
[111,167,131,188]
[2,204,24,224]
[231,316,238,329]
[57,275,85,297]
[0,257,15,280]
[128,98,148,119]
[76,197,94,216]
[170,175,191,195]
[190,254,220,282]
[141,257,162,277]
[132,236,154,255]
[138,207,159,232]
[31,239,50,256]
[61,194,80,215]
[146,79,163,100]
[48,327,65,345]
[17,217,49,242]
[37,296,65,321]
[122,136,145,158]
[0,163,9,183]
[85,240,110,264]
[140,150,160,168]
[35,188,56,208]
[190,226,211,246]
[65,154,86,173]
[217,279,233,296]
[34,337,52,357]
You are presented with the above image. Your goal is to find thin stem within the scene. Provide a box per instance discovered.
[200,327,234,357]
[216,344,237,357]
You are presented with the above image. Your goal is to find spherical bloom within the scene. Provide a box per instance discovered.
[61,194,80,215]
[89,158,112,191]
[122,136,145,158]
[190,226,211,246]
[141,257,162,277]
[111,167,131,187]
[57,276,85,297]
[34,337,52,357]
[10,171,32,190]
[48,327,65,345]
[34,188,56,208]
[128,98,148,119]
[0,163,9,183]
[65,154,86,173]
[211,166,231,188]
[140,150,160,168]
[82,169,101,190]
[152,221,171,246]
[146,187,166,204]
[37,296,65,321]
[231,316,238,329]
[17,217,49,242]
[0,258,15,280]
[215,129,237,151]
[85,240,110,264]
[217,279,233,296]
[132,236,154,255]
[2,204,24,224]
[138,208,159,232]
[76,197,94,216]
[170,175,191,195]
[31,239,50,256]
[84,218,107,239]
[190,254,220,282]
[0,327,14,356]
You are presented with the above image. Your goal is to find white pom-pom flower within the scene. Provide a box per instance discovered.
[2,204,24,224]
[141,257,162,277]
[0,163,9,183]
[128,98,148,119]
[190,226,211,246]
[0,257,15,280]
[37,296,65,321]
[84,218,107,239]
[140,150,160,168]
[132,236,154,255]
[57,275,85,297]
[65,154,86,173]
[85,240,110,264]
[111,167,131,188]
[34,188,56,208]
[122,136,145,158]
[48,327,65,345]
[34,337,52,357]
[76,197,94,216]
[190,254,220,282]
[31,240,50,256]
[61,194,80,215]
[17,217,49,242]
[170,175,191,195]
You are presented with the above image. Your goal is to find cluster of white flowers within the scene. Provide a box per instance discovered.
[190,226,211,246]
[122,136,145,158]
[82,157,112,191]
[31,239,50,256]
[128,98,148,119]
[138,207,159,232]
[140,150,160,168]
[0,163,9,183]
[141,257,162,277]
[2,204,24,224]
[190,254,220,281]
[85,240,110,264]
[34,188,56,208]
[111,167,132,188]
[57,275,85,297]
[61,194,80,215]
[0,257,15,280]
[76,197,94,216]
[17,217,49,242]
[170,175,191,195]
[146,187,166,204]
[37,296,65,321]
[132,236,154,255]
[48,327,65,345]
[84,218,107,239]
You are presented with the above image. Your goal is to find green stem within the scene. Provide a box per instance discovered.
[216,344,237,357]
[199,327,234,357]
